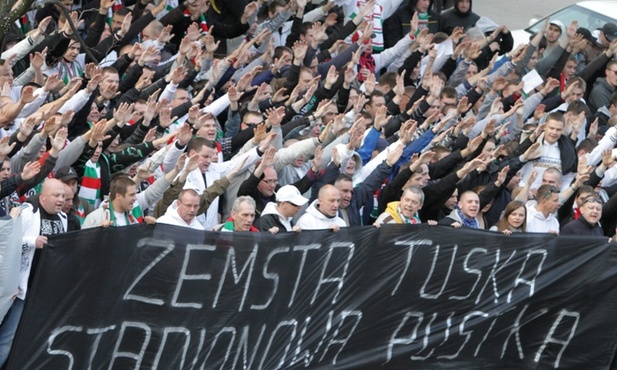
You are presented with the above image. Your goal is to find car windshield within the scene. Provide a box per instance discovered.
[526,4,616,34]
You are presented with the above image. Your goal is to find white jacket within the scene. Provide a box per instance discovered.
[157,200,203,230]
[296,200,346,230]
[526,204,560,234]
[20,203,67,300]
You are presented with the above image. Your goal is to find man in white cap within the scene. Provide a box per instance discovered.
[255,185,308,234]
[545,20,564,52]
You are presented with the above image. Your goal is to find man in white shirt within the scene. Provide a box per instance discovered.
[526,184,561,234]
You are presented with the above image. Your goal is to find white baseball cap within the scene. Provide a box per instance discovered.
[276,185,308,206]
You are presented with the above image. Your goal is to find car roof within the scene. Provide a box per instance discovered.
[578,0,617,14]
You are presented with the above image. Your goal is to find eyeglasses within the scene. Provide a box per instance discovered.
[542,186,558,200]
[261,179,278,185]
[608,69,617,75]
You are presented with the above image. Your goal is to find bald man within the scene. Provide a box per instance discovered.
[0,178,75,366]
[296,185,346,231]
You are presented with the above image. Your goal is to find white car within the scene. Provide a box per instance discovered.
[511,1,617,46]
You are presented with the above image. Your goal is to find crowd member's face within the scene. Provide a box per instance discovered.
[111,13,125,31]
[527,51,539,70]
[232,201,256,231]
[172,89,191,109]
[0,160,11,181]
[116,185,137,212]
[465,64,478,79]
[301,29,314,45]
[544,119,564,145]
[562,60,577,80]
[546,24,562,43]
[345,157,357,176]
[541,171,561,188]
[40,180,66,215]
[63,41,80,62]
[0,65,14,88]
[62,184,74,213]
[459,192,480,219]
[100,72,120,96]
[606,64,617,87]
[257,167,278,198]
[456,0,471,13]
[444,190,458,210]
[318,187,341,217]
[335,180,353,209]
[177,192,200,224]
[415,0,430,13]
[298,70,314,92]
[580,199,602,224]
[567,87,584,103]
[539,188,560,214]
[88,103,101,122]
[191,145,216,173]
[197,119,218,141]
[507,206,526,229]
[366,96,386,116]
[400,190,423,218]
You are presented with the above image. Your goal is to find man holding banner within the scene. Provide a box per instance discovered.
[0,179,69,367]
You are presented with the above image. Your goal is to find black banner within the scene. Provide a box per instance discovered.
[8,224,617,369]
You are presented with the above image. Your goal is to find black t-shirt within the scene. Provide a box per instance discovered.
[28,207,66,290]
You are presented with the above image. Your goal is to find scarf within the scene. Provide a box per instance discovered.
[350,1,384,52]
[58,59,83,85]
[573,207,581,220]
[417,12,430,32]
[220,217,259,232]
[74,201,87,225]
[358,53,376,82]
[183,9,208,34]
[102,199,144,226]
[457,208,479,228]
[398,206,420,224]
[79,160,102,208]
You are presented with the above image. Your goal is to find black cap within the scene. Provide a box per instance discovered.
[54,166,78,183]
[576,27,596,44]
[602,22,617,41]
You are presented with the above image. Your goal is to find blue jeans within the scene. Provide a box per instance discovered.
[0,298,25,368]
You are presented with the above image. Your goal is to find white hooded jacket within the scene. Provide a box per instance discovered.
[296,200,346,230]
[157,200,203,230]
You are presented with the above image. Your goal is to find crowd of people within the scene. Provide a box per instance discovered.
[1,0,617,365]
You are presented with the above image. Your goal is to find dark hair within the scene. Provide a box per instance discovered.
[300,22,313,36]
[115,7,132,17]
[273,46,292,61]
[187,137,216,154]
[576,138,598,153]
[335,173,353,184]
[440,86,457,101]
[537,184,559,202]
[378,72,398,89]
[110,176,135,200]
[496,200,527,232]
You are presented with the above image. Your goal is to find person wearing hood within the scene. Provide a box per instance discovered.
[526,184,561,234]
[255,185,309,234]
[297,184,346,231]
[438,0,479,35]
[383,0,439,49]
[438,190,480,228]
[588,60,617,114]
[157,189,204,230]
